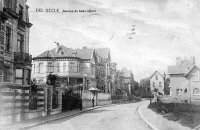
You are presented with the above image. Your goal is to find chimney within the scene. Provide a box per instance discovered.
[191,56,196,65]
[176,57,182,66]
[56,42,59,53]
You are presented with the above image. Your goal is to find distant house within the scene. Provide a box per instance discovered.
[167,57,200,104]
[140,77,151,97]
[150,71,164,95]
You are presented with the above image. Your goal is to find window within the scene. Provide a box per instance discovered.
[156,75,158,80]
[159,82,162,87]
[153,82,155,87]
[5,0,17,11]
[19,5,23,20]
[193,72,199,81]
[5,26,11,52]
[176,89,182,95]
[57,63,60,72]
[193,88,200,95]
[15,69,23,84]
[26,69,31,85]
[47,62,53,73]
[69,61,78,73]
[4,66,11,82]
[38,63,43,74]
[17,33,24,52]
[63,63,66,72]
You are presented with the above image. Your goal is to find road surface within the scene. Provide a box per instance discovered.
[29,101,151,130]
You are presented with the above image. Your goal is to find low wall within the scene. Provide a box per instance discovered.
[82,92,111,108]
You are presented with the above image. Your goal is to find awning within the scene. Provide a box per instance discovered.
[89,87,100,92]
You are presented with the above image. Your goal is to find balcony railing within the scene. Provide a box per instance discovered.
[14,52,32,65]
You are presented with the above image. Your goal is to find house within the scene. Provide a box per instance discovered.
[167,57,200,104]
[121,67,134,96]
[32,44,96,91]
[95,48,111,93]
[150,71,164,95]
[0,0,32,85]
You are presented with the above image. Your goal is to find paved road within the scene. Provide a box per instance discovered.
[29,101,151,130]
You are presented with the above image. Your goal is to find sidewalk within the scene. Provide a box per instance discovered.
[138,103,192,130]
[0,104,115,130]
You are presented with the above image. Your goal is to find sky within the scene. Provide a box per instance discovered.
[27,0,200,81]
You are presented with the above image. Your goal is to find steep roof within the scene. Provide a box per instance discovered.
[34,45,94,60]
[168,61,194,75]
[95,48,110,60]
[35,45,76,59]
[150,71,163,79]
[75,48,94,60]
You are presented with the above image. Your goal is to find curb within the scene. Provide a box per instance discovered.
[21,104,116,130]
[138,105,160,130]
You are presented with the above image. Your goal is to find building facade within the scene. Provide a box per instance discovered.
[32,44,96,91]
[95,48,111,93]
[167,57,200,104]
[0,0,32,85]
[150,71,164,95]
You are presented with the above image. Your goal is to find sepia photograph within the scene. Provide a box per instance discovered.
[0,0,200,130]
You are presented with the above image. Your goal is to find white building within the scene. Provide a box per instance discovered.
[150,71,164,95]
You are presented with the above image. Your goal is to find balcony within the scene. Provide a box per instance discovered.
[18,19,26,30]
[14,52,32,65]
[3,7,19,19]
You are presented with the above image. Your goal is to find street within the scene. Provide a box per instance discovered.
[29,101,151,130]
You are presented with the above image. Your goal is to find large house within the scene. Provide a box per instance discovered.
[32,44,96,91]
[32,44,114,93]
[168,57,200,104]
[150,71,164,95]
[0,0,32,85]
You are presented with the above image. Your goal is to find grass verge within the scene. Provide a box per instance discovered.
[148,102,200,129]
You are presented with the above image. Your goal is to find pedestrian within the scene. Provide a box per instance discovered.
[92,97,95,107]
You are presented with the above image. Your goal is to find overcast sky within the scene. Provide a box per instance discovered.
[27,0,200,81]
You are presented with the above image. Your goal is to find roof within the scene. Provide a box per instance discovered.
[122,67,132,77]
[35,45,76,58]
[168,61,194,75]
[150,71,163,79]
[34,45,94,60]
[95,48,110,60]
[185,65,200,77]
[75,48,94,60]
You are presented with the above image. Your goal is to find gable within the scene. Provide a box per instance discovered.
[150,71,163,80]
[186,66,200,80]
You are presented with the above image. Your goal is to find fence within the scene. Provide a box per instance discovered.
[0,83,62,125]
[82,92,112,108]
[0,83,30,124]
